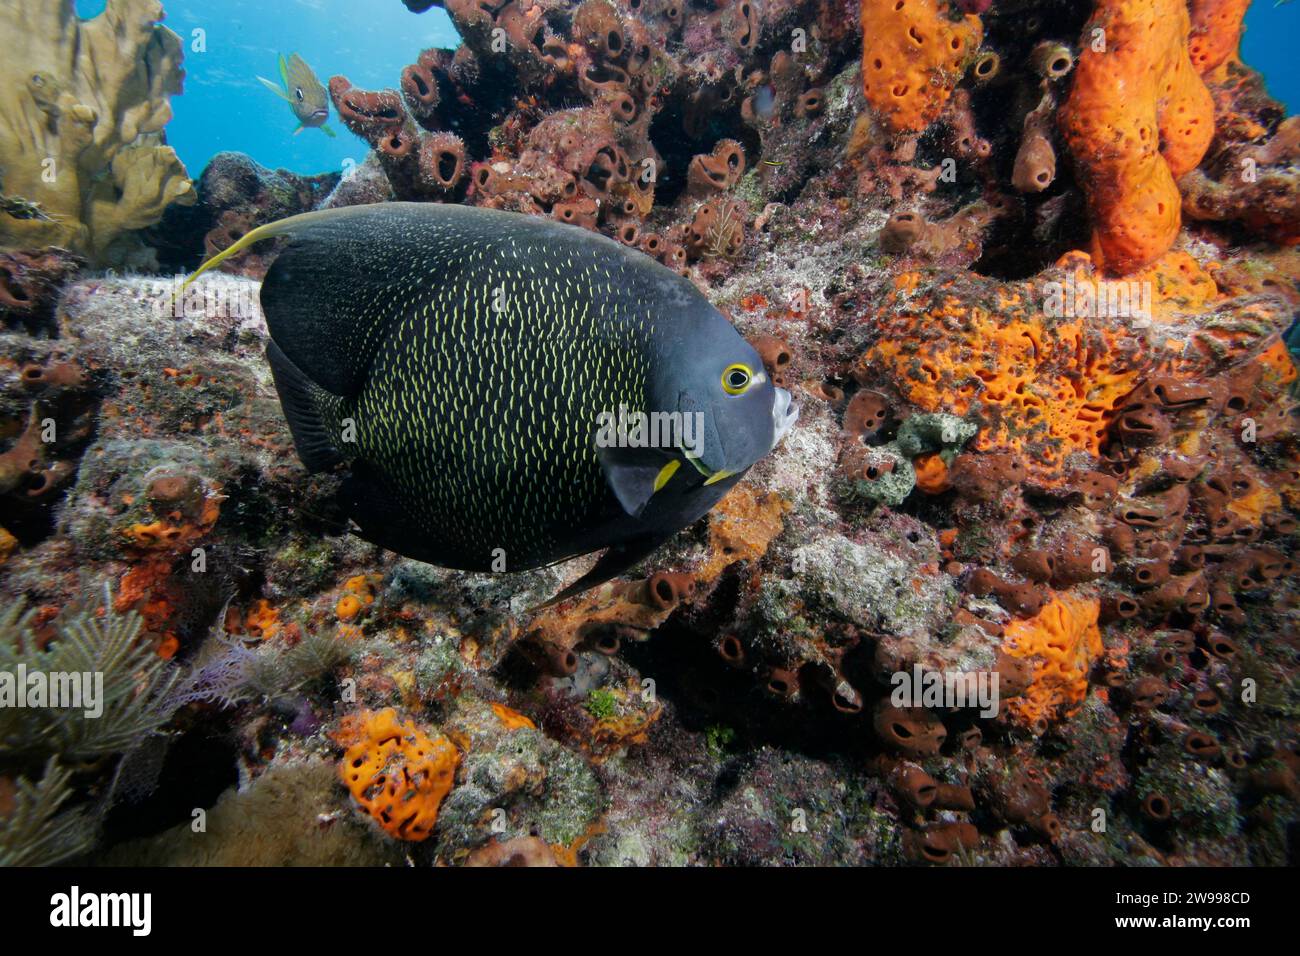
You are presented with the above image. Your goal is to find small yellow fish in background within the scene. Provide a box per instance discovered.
[258,53,336,138]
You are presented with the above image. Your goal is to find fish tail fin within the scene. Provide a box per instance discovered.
[266,339,347,472]
[257,75,290,100]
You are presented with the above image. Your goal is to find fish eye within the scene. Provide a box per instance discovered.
[721,363,753,395]
[295,88,305,100]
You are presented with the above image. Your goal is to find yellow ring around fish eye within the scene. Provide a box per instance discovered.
[722,363,753,395]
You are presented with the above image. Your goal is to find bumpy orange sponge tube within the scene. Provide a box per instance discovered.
[1188,0,1251,74]
[1000,594,1104,730]
[339,708,459,841]
[1059,0,1215,275]
[860,0,983,134]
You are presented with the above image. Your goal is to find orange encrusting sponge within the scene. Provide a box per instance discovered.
[1059,0,1215,275]
[1000,594,1104,730]
[490,701,537,731]
[862,276,1141,485]
[339,708,459,841]
[860,0,983,134]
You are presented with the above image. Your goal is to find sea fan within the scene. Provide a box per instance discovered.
[162,633,263,710]
[163,626,353,710]
[0,586,182,760]
[0,587,185,865]
[0,758,98,867]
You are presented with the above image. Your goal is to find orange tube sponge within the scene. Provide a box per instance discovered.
[1059,0,1214,274]
[1188,0,1251,74]
[1000,594,1103,730]
[339,708,459,841]
[860,0,983,134]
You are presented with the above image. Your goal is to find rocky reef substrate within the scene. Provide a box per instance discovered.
[0,0,1297,866]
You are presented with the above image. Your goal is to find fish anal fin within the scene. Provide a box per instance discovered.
[339,466,454,565]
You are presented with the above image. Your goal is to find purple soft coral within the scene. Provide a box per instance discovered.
[163,636,261,711]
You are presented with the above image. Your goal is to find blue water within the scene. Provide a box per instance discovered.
[73,0,1296,179]
[1242,2,1298,114]
[76,0,460,178]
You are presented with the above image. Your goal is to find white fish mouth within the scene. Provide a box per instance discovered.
[309,109,328,121]
[771,387,798,449]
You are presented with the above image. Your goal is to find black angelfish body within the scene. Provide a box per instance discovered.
[184,203,798,603]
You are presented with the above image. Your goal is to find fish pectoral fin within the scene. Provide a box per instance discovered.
[535,536,666,610]
[596,445,676,518]
[292,123,306,136]
[321,124,337,138]
[257,76,291,100]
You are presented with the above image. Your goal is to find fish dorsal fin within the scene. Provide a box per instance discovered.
[185,203,497,399]
[278,53,290,88]
[257,75,291,100]
[178,208,327,294]
[179,207,393,397]
[184,202,664,400]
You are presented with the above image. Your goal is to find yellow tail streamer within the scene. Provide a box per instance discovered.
[173,207,338,304]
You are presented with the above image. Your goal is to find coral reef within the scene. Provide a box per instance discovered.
[1188,0,1250,74]
[859,0,983,134]
[101,758,403,866]
[0,591,182,864]
[152,152,340,277]
[0,248,83,330]
[0,0,1297,868]
[1000,593,1103,731]
[0,0,196,266]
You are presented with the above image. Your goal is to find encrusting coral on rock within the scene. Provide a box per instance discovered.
[0,0,196,267]
[0,0,1297,868]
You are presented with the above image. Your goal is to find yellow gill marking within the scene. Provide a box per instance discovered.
[654,459,681,493]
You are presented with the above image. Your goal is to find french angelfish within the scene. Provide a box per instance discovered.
[257,53,336,137]
[183,202,798,604]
